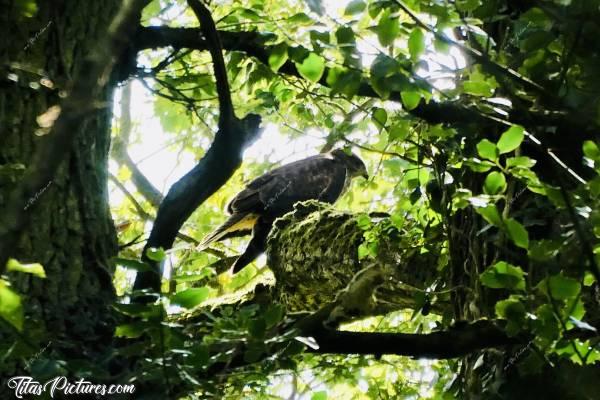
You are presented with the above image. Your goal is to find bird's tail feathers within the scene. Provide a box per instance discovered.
[198,213,258,249]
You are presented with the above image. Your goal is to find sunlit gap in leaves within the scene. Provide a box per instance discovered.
[108,71,326,299]
[263,312,444,399]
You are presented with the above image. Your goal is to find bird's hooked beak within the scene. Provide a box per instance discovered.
[360,167,369,180]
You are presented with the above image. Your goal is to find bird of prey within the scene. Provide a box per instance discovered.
[199,149,369,272]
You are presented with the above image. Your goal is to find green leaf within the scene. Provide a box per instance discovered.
[6,258,46,278]
[170,287,210,309]
[505,218,529,249]
[310,390,327,400]
[464,158,495,172]
[172,268,215,282]
[521,7,552,29]
[583,140,600,161]
[114,257,152,272]
[264,304,285,328]
[401,91,421,110]
[268,43,288,72]
[115,321,151,338]
[17,0,38,17]
[452,188,473,209]
[296,53,325,83]
[312,391,328,400]
[495,296,526,336]
[497,125,525,154]
[542,275,581,300]
[483,171,507,194]
[335,26,355,45]
[375,10,399,47]
[388,121,409,141]
[521,31,554,52]
[0,279,23,331]
[248,317,267,338]
[480,261,526,291]
[146,247,166,262]
[372,107,387,130]
[288,46,310,63]
[464,80,494,97]
[344,0,366,15]
[310,30,330,49]
[326,68,361,97]
[477,139,499,161]
[475,204,503,227]
[288,12,313,25]
[408,28,425,60]
[370,54,398,78]
[506,156,536,169]
[456,0,482,11]
[532,304,560,343]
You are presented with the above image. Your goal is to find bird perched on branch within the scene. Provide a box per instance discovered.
[199,149,369,272]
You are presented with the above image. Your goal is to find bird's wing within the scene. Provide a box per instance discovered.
[202,154,347,249]
[227,173,277,214]
[240,155,347,216]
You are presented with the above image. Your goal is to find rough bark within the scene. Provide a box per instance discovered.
[0,0,120,385]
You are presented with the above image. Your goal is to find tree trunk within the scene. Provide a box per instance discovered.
[1,0,120,386]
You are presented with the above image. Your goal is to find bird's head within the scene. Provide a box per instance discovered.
[331,149,369,179]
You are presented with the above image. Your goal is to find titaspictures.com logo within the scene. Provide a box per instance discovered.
[6,376,135,398]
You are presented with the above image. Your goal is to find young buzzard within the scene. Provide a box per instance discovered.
[199,149,368,272]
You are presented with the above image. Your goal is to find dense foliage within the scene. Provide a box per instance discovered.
[2,0,600,398]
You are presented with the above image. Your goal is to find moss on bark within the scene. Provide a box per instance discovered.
[266,200,442,313]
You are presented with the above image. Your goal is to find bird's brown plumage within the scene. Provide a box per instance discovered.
[199,150,368,272]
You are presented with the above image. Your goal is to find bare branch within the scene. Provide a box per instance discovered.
[112,82,164,208]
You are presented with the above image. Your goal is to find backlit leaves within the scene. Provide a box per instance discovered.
[170,287,210,309]
[480,261,526,291]
[0,279,23,331]
[477,139,499,161]
[268,43,288,72]
[483,171,506,195]
[296,53,325,82]
[408,28,425,60]
[497,126,525,154]
[6,258,46,278]
[374,10,399,47]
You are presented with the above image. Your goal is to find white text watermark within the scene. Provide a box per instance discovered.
[7,376,135,398]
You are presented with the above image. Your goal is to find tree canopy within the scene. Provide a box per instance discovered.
[1,0,600,399]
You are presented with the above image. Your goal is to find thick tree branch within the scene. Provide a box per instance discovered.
[187,0,233,126]
[0,0,151,271]
[306,320,521,359]
[132,4,262,293]
[287,261,514,359]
